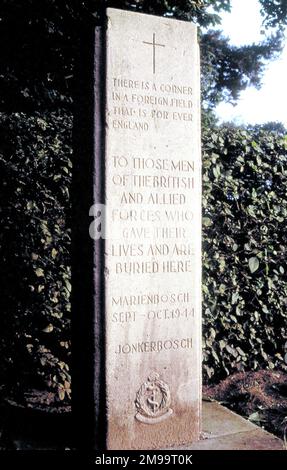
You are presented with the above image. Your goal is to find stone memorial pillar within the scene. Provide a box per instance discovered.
[73,7,201,450]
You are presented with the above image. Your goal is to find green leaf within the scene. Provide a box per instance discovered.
[202,217,212,227]
[248,412,261,423]
[65,280,72,293]
[43,324,53,333]
[249,257,259,274]
[58,389,65,401]
[212,165,221,178]
[231,292,239,305]
[225,345,238,358]
[35,268,44,277]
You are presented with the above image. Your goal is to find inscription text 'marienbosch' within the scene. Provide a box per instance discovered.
[112,291,193,307]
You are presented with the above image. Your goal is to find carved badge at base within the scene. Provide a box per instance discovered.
[135,372,173,424]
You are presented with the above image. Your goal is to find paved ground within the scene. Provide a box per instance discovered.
[169,400,284,450]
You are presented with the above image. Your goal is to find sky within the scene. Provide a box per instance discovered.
[216,0,287,126]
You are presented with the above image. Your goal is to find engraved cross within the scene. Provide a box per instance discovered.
[143,33,165,74]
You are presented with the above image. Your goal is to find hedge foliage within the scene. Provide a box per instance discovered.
[202,126,287,382]
[0,112,286,397]
[0,111,72,400]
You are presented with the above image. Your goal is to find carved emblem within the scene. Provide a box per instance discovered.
[135,372,173,424]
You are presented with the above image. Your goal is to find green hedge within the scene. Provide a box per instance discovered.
[0,112,286,397]
[202,126,287,382]
[0,112,72,400]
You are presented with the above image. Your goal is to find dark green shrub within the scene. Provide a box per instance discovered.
[202,126,287,382]
[0,111,72,400]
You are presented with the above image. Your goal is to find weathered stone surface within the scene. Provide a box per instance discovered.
[167,402,284,450]
[102,8,201,449]
[202,400,259,438]
[183,429,284,451]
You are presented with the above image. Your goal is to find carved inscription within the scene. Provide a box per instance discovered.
[107,76,198,329]
[111,78,193,131]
